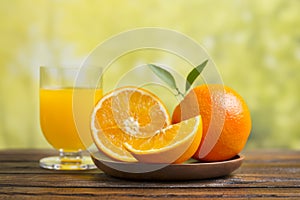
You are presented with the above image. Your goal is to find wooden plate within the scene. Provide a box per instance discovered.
[92,155,244,181]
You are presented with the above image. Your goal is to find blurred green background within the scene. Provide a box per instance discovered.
[0,0,299,150]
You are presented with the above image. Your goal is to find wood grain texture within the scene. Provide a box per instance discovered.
[0,149,299,199]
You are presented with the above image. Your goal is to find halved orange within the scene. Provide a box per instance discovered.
[125,115,202,164]
[91,86,171,162]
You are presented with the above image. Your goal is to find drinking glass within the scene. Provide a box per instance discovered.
[39,67,102,170]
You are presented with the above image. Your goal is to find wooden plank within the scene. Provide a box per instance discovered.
[0,149,89,162]
[1,150,300,174]
[0,173,299,188]
[0,149,56,162]
[0,187,299,199]
[1,161,300,175]
[244,150,300,163]
[1,149,299,162]
[0,162,100,174]
[0,150,300,199]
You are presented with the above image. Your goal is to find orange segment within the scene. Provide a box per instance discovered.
[91,86,171,162]
[124,115,202,164]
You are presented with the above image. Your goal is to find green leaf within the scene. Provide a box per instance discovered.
[148,64,178,90]
[185,60,208,93]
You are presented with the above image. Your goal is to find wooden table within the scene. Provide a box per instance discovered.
[0,149,299,199]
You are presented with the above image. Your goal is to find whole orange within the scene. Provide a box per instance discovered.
[172,84,251,162]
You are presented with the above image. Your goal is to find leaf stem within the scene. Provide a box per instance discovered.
[176,88,185,98]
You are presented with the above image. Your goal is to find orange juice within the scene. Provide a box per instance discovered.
[40,88,102,151]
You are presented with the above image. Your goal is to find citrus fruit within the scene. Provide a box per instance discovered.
[125,115,202,164]
[172,84,251,162]
[91,86,171,162]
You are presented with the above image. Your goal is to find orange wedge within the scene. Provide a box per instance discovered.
[125,115,202,164]
[91,86,171,162]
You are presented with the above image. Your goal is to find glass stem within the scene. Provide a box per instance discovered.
[59,149,83,164]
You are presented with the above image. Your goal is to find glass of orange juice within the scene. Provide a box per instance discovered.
[39,67,102,170]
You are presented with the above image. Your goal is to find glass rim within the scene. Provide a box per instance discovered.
[39,66,103,88]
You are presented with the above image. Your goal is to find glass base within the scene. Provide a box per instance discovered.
[39,150,96,170]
